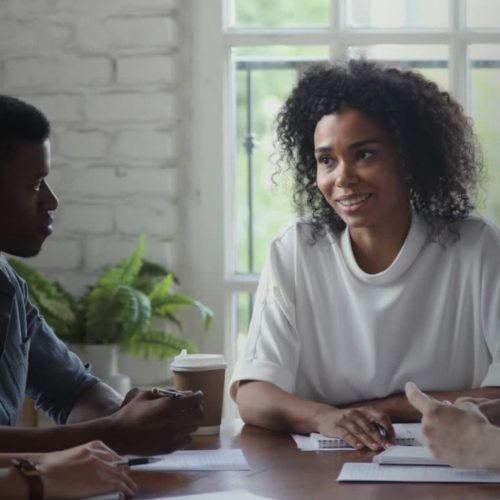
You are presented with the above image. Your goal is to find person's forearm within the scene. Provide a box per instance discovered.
[66,382,123,424]
[0,452,46,466]
[344,387,500,422]
[0,383,124,454]
[236,381,335,434]
[0,418,112,453]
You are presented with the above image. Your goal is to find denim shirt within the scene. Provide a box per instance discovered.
[0,256,98,425]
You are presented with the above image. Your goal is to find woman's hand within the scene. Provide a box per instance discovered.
[35,440,137,499]
[313,406,394,450]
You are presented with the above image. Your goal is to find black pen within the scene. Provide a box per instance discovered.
[371,421,388,440]
[115,457,161,467]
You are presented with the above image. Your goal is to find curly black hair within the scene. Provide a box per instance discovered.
[0,95,50,169]
[275,59,482,243]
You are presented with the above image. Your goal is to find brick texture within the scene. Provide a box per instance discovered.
[0,0,182,296]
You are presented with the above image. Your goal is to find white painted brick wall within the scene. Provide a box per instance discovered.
[10,1,177,18]
[19,95,83,123]
[57,131,109,160]
[115,200,178,237]
[4,57,113,89]
[85,237,177,272]
[116,55,176,86]
[57,204,115,234]
[114,129,177,161]
[0,0,183,301]
[85,93,175,124]
[0,21,72,52]
[77,17,178,52]
[67,167,178,199]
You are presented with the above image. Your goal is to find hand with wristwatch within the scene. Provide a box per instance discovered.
[6,440,136,499]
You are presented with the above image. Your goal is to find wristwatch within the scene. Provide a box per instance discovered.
[11,458,44,500]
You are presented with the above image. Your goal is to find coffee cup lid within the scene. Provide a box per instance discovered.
[170,350,227,371]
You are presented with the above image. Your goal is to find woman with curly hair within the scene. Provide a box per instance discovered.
[230,59,500,451]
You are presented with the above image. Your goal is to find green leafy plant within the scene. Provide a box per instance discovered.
[8,235,213,359]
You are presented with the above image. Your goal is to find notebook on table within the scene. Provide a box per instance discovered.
[337,462,500,483]
[373,445,448,466]
[310,423,422,449]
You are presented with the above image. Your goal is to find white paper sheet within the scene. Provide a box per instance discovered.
[85,493,124,500]
[337,462,500,483]
[150,490,273,499]
[132,449,250,471]
[373,445,448,466]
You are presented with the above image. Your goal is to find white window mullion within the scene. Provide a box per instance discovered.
[222,0,237,383]
[331,0,347,60]
[224,28,331,45]
[223,39,239,377]
[450,0,468,108]
[183,0,226,358]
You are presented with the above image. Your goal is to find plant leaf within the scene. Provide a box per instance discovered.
[85,285,151,343]
[94,234,145,290]
[148,273,175,303]
[8,258,77,339]
[134,260,178,293]
[125,327,197,359]
[191,299,214,331]
[153,294,214,331]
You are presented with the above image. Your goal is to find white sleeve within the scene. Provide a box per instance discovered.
[230,235,300,400]
[480,223,500,387]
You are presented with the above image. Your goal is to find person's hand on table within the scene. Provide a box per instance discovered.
[107,387,204,455]
[405,381,500,469]
[313,405,394,451]
[452,396,500,427]
[36,440,137,499]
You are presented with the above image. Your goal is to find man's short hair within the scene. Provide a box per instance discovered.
[0,95,50,167]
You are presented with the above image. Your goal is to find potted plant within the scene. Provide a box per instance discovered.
[8,235,213,392]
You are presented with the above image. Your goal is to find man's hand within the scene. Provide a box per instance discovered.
[106,388,204,455]
[454,396,500,427]
[405,382,494,469]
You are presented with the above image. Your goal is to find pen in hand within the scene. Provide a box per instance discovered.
[151,387,204,411]
[151,387,183,399]
[115,457,162,467]
[371,421,388,440]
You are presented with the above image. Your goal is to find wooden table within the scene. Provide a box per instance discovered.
[132,420,500,499]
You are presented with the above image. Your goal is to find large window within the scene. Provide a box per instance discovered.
[190,1,500,401]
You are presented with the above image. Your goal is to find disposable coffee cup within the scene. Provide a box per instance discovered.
[170,350,227,435]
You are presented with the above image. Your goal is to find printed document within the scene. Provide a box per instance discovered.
[132,449,250,471]
[337,462,500,483]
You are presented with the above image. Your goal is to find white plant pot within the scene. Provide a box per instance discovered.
[69,344,131,396]
[118,352,173,387]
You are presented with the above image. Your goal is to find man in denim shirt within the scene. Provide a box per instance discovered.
[0,257,98,426]
[0,96,203,454]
